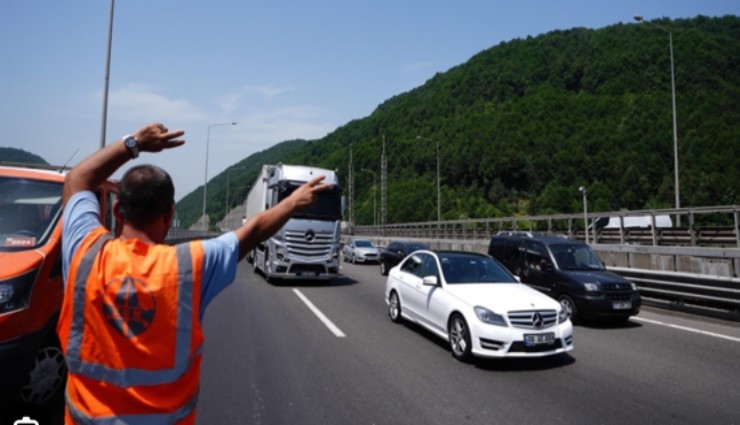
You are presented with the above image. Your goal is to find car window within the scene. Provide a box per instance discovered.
[400,254,423,276]
[550,243,604,270]
[419,254,439,280]
[355,240,373,248]
[524,240,548,271]
[440,253,516,284]
[0,177,63,250]
[387,242,398,251]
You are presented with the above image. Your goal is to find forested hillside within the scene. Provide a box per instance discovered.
[0,147,48,165]
[178,15,740,228]
[176,139,307,228]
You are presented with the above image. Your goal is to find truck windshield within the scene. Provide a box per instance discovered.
[549,243,605,271]
[277,180,343,221]
[0,177,63,251]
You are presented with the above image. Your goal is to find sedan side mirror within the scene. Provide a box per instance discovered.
[422,275,438,286]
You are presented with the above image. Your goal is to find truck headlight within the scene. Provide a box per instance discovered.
[0,269,37,314]
[276,246,286,261]
[331,248,339,262]
[474,306,507,327]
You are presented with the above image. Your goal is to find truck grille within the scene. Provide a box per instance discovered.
[285,230,334,258]
[508,310,558,329]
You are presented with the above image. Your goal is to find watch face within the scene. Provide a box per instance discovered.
[125,136,136,147]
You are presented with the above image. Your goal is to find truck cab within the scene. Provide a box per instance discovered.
[249,164,343,281]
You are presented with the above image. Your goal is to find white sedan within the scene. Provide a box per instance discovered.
[385,250,573,361]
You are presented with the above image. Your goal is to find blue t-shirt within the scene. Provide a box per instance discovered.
[62,191,239,319]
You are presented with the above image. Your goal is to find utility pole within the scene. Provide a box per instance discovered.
[349,143,354,225]
[381,134,387,231]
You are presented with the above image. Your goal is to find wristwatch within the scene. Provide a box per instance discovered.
[123,135,139,158]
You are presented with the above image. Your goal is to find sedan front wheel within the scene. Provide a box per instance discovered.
[448,314,473,362]
[388,291,403,323]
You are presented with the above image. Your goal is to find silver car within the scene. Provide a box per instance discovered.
[343,238,379,264]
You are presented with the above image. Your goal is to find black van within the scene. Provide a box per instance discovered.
[487,233,641,322]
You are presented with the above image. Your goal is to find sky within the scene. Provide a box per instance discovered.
[2,0,738,201]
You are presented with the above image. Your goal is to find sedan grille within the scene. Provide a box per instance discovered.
[508,310,558,329]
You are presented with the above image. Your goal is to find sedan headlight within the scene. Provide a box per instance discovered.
[583,282,600,292]
[474,306,507,327]
[558,307,568,323]
[0,269,37,314]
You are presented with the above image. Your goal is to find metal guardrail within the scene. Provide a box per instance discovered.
[165,228,220,244]
[609,267,740,321]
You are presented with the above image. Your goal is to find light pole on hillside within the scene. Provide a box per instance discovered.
[579,186,589,244]
[416,136,441,223]
[202,122,237,231]
[361,168,377,226]
[634,15,680,224]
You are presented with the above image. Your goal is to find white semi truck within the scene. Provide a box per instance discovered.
[246,164,343,281]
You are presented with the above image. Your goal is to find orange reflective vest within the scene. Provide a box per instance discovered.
[57,226,205,425]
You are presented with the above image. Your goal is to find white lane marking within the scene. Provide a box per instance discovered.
[633,317,740,343]
[293,289,346,338]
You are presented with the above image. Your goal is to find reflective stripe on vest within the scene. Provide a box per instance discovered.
[65,238,198,387]
[66,389,199,425]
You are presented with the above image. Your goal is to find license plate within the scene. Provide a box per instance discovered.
[613,301,632,310]
[524,333,555,346]
[297,271,318,277]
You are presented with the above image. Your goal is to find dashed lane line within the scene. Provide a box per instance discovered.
[293,289,346,338]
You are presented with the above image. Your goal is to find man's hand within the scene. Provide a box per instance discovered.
[287,175,333,209]
[235,175,333,260]
[133,123,186,152]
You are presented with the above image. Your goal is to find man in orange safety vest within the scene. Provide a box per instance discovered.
[57,122,330,424]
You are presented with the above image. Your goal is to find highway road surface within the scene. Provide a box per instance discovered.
[195,260,740,425]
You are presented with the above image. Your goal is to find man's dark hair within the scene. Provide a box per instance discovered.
[118,165,175,228]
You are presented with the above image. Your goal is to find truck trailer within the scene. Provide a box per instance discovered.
[246,164,343,281]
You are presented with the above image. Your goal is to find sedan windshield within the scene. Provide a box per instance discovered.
[439,253,517,284]
[354,240,374,248]
[0,177,63,250]
[549,243,605,270]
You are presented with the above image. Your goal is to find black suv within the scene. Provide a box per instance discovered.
[487,232,641,322]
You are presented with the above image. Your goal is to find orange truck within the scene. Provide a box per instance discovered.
[0,163,118,409]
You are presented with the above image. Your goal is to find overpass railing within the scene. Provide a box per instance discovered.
[352,205,740,247]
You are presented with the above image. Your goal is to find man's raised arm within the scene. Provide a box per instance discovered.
[63,123,185,204]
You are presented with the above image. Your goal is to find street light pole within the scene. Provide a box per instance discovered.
[99,0,115,149]
[579,186,589,244]
[362,168,377,226]
[634,16,680,222]
[202,122,237,231]
[416,136,441,222]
